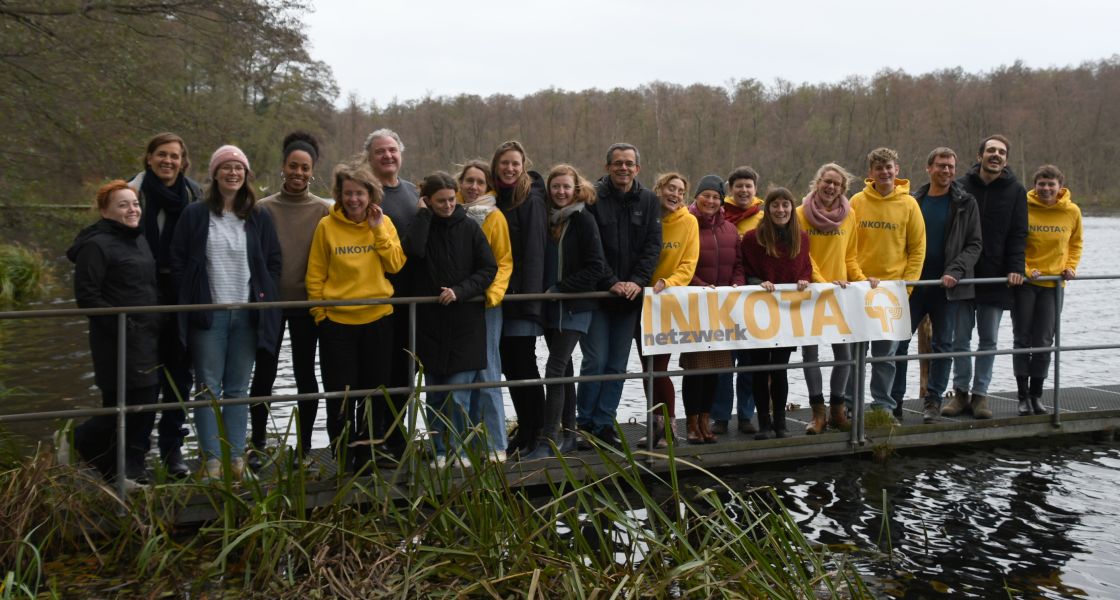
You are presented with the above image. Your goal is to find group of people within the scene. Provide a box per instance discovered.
[64,129,1083,486]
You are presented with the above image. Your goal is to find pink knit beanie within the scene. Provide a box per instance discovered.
[208,145,251,178]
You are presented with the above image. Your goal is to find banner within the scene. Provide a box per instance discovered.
[639,281,911,355]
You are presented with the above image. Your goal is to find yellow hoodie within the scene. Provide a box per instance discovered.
[796,205,866,283]
[1025,187,1082,288]
[652,205,699,287]
[723,195,765,236]
[459,190,514,307]
[305,204,406,324]
[850,178,926,286]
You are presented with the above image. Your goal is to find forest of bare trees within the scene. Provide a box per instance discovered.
[4,2,1118,210]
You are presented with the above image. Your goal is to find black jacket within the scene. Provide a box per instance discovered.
[67,219,161,391]
[957,164,1028,309]
[544,206,607,321]
[911,181,984,301]
[168,202,282,354]
[589,175,662,311]
[404,205,498,376]
[496,171,548,325]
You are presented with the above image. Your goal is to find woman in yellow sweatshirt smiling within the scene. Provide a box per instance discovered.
[1011,164,1082,416]
[305,162,406,471]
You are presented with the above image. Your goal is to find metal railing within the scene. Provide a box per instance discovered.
[1,275,1118,498]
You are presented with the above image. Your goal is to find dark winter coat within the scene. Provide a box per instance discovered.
[911,181,984,301]
[689,205,744,287]
[496,171,548,324]
[544,206,607,317]
[67,219,161,391]
[957,164,1028,309]
[589,175,662,311]
[168,201,282,354]
[404,205,498,376]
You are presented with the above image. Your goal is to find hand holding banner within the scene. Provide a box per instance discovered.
[640,281,911,355]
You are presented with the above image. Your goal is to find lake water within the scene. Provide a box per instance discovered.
[2,216,1118,597]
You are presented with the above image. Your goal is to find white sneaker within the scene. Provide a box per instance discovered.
[201,458,222,481]
[492,450,507,463]
[458,456,472,469]
[430,455,448,469]
[230,457,256,482]
[53,426,72,466]
[115,475,149,492]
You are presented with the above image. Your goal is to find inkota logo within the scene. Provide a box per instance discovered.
[864,287,902,333]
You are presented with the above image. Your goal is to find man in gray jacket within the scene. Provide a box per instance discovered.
[891,147,982,423]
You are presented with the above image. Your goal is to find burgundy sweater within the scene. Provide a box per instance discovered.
[739,229,812,284]
[689,205,744,286]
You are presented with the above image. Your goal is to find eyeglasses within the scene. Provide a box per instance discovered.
[610,160,637,169]
[218,163,246,173]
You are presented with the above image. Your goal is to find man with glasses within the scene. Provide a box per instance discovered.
[576,143,662,446]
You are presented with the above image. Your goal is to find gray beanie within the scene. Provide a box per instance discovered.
[695,174,725,199]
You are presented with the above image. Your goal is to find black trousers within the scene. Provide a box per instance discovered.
[748,347,794,427]
[501,335,545,433]
[74,385,159,478]
[682,373,719,416]
[156,272,190,455]
[317,317,392,461]
[249,311,321,451]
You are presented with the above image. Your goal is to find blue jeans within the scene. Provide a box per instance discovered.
[711,349,755,421]
[891,288,959,403]
[869,339,900,411]
[952,300,1004,395]
[576,307,639,433]
[426,370,474,458]
[468,306,507,452]
[190,310,256,460]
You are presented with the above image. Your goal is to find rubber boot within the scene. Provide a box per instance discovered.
[686,414,702,444]
[1016,376,1031,416]
[698,412,717,443]
[941,389,971,417]
[1030,377,1047,415]
[773,405,789,439]
[828,397,850,430]
[970,393,993,419]
[805,395,827,435]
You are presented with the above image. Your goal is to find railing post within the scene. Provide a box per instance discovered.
[408,301,418,438]
[115,312,127,499]
[645,353,655,454]
[853,342,867,445]
[1052,284,1063,426]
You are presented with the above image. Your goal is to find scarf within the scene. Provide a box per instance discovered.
[458,190,497,226]
[548,202,585,241]
[140,168,189,267]
[801,190,850,232]
[723,200,761,226]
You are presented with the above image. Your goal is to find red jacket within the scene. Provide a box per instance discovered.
[689,204,744,286]
[739,229,812,284]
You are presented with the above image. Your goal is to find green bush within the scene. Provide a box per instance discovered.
[0,244,49,306]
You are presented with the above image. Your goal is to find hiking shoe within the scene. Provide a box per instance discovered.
[596,427,620,448]
[200,458,222,482]
[710,420,729,434]
[892,400,904,419]
[922,397,941,424]
[737,419,758,434]
[941,389,971,417]
[970,394,993,419]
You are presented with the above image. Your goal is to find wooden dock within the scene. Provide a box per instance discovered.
[168,384,1120,524]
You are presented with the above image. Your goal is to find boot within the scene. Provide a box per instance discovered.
[941,389,971,417]
[161,446,190,480]
[828,397,850,430]
[1016,376,1031,416]
[921,396,941,424]
[773,406,788,439]
[638,415,665,447]
[805,404,827,435]
[970,393,992,419]
[698,412,717,443]
[686,414,702,444]
[737,418,757,434]
[1029,376,1047,415]
[754,414,773,440]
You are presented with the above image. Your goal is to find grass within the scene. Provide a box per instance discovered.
[0,244,50,307]
[0,390,872,598]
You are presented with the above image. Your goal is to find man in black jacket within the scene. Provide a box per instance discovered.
[576,143,662,445]
[944,135,1027,419]
[891,148,982,423]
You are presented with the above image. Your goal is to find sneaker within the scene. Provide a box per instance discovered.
[737,419,758,434]
[596,427,620,448]
[710,420,729,434]
[430,455,448,469]
[230,457,256,482]
[922,397,941,424]
[458,455,472,469]
[53,426,72,466]
[115,474,149,492]
[201,458,222,482]
[491,450,508,463]
[125,459,150,485]
[892,400,904,419]
[162,447,191,480]
[754,429,773,441]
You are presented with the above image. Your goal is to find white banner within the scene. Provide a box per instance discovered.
[639,281,912,355]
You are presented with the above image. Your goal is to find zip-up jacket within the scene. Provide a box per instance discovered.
[544,207,607,326]
[958,164,1028,308]
[689,204,744,287]
[590,175,662,310]
[496,172,547,323]
[911,181,983,301]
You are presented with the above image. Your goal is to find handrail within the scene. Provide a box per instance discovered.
[1,274,1117,498]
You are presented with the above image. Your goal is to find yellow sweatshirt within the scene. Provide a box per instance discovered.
[796,205,866,283]
[479,207,514,307]
[723,195,765,236]
[305,204,406,324]
[652,205,699,286]
[851,179,926,287]
[1025,188,1082,288]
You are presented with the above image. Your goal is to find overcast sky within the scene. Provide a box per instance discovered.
[305,0,1119,107]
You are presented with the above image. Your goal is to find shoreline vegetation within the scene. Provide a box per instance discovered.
[0,413,871,598]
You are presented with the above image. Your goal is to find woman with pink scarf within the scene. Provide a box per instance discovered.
[795,163,879,434]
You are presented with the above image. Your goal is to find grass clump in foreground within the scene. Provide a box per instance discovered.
[0,404,871,598]
[0,244,50,306]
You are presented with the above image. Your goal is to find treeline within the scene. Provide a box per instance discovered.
[4,2,1118,210]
